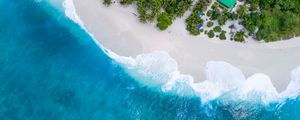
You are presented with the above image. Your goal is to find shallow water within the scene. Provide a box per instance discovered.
[0,0,300,119]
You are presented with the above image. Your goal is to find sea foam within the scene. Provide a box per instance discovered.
[62,0,84,27]
[107,51,196,96]
[281,66,300,98]
[107,51,300,104]
[62,0,300,105]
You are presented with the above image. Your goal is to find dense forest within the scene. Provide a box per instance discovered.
[103,0,300,42]
[239,0,300,41]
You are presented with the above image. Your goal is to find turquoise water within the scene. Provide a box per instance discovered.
[0,0,300,119]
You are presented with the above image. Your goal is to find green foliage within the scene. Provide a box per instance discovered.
[224,11,238,20]
[163,0,193,18]
[241,12,259,35]
[219,31,227,40]
[103,0,112,6]
[207,10,213,17]
[211,3,219,10]
[213,26,222,32]
[120,0,133,5]
[114,0,194,29]
[200,29,204,33]
[210,9,221,20]
[237,0,300,42]
[208,30,215,38]
[249,3,258,11]
[259,0,300,12]
[104,0,300,42]
[186,17,204,35]
[207,21,214,27]
[156,12,172,30]
[237,5,247,18]
[245,0,259,11]
[234,30,245,42]
[136,0,162,23]
[256,3,300,42]
[218,15,228,26]
[229,24,235,29]
[185,0,207,35]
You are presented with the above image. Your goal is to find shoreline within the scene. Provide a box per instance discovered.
[73,0,300,91]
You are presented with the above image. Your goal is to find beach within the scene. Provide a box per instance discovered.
[73,0,300,91]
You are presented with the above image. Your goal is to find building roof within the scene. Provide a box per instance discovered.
[217,0,236,8]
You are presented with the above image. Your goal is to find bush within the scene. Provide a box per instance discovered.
[219,31,226,40]
[211,3,219,10]
[228,13,238,20]
[210,9,221,20]
[208,30,215,38]
[237,5,247,18]
[136,0,162,23]
[218,15,228,26]
[241,12,259,35]
[157,12,172,30]
[200,29,204,33]
[207,21,214,27]
[103,0,112,6]
[120,0,133,5]
[234,30,245,42]
[213,26,222,32]
[185,0,207,35]
[185,14,204,35]
[249,3,258,11]
[206,10,213,17]
[164,0,193,18]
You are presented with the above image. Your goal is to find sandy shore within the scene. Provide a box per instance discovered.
[73,0,300,91]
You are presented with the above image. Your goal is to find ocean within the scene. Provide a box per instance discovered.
[0,0,300,119]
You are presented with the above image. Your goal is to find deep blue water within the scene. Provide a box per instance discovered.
[0,0,300,120]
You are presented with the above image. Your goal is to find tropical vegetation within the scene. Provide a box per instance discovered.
[103,0,300,42]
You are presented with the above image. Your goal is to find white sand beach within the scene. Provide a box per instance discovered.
[73,0,300,91]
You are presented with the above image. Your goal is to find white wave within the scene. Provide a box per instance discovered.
[61,0,300,104]
[108,51,196,96]
[191,62,279,104]
[61,0,109,54]
[62,0,84,27]
[109,51,300,104]
[238,74,279,104]
[281,66,300,98]
[59,0,194,97]
[193,62,246,102]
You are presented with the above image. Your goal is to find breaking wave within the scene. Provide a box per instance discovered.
[62,0,300,105]
[109,51,300,105]
[62,0,83,27]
